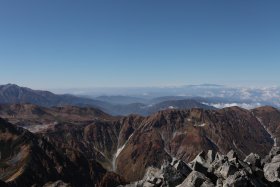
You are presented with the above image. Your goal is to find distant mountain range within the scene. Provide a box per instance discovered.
[64,84,280,109]
[1,83,280,116]
[0,84,215,116]
[0,83,107,107]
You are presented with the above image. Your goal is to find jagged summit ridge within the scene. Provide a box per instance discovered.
[121,148,280,187]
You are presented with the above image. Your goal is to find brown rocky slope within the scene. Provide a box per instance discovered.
[1,104,280,184]
[0,118,126,187]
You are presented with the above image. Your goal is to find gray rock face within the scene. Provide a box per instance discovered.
[170,158,192,177]
[190,151,215,169]
[270,147,280,157]
[177,171,214,187]
[222,170,251,187]
[262,147,280,183]
[244,153,262,168]
[120,158,191,187]
[162,159,192,186]
[121,148,280,187]
[264,154,280,182]
[191,161,209,176]
[217,162,238,179]
[227,150,238,160]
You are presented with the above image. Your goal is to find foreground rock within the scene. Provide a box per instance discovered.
[121,148,280,187]
[118,158,191,187]
[177,171,214,187]
[42,181,72,187]
[263,147,280,183]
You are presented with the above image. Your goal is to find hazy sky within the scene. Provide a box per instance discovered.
[0,0,279,89]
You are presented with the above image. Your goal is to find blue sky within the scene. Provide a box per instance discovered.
[0,0,279,89]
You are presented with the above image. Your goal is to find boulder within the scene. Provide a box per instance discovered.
[192,161,208,176]
[262,155,272,167]
[206,150,216,164]
[270,147,280,157]
[177,171,214,187]
[216,178,223,187]
[190,150,218,177]
[222,170,251,187]
[191,151,207,165]
[190,150,217,168]
[235,159,253,175]
[146,176,163,187]
[122,159,192,187]
[262,147,280,166]
[211,155,228,170]
[216,162,238,179]
[244,153,261,168]
[264,154,280,182]
[171,159,192,177]
[227,150,238,160]
[162,160,192,187]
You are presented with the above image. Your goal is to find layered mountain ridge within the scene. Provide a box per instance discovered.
[0,84,215,116]
[0,103,280,186]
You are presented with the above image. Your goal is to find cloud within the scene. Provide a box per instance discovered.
[206,103,262,109]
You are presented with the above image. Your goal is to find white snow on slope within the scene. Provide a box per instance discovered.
[115,143,126,159]
[194,123,206,127]
[112,133,134,171]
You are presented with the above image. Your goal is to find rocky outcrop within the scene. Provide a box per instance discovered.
[263,147,280,183]
[121,148,280,187]
[119,158,191,187]
[178,171,215,187]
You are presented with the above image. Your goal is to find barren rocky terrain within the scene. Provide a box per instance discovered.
[0,103,280,186]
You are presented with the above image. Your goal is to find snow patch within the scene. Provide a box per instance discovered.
[194,123,206,127]
[112,133,134,171]
[115,144,126,159]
